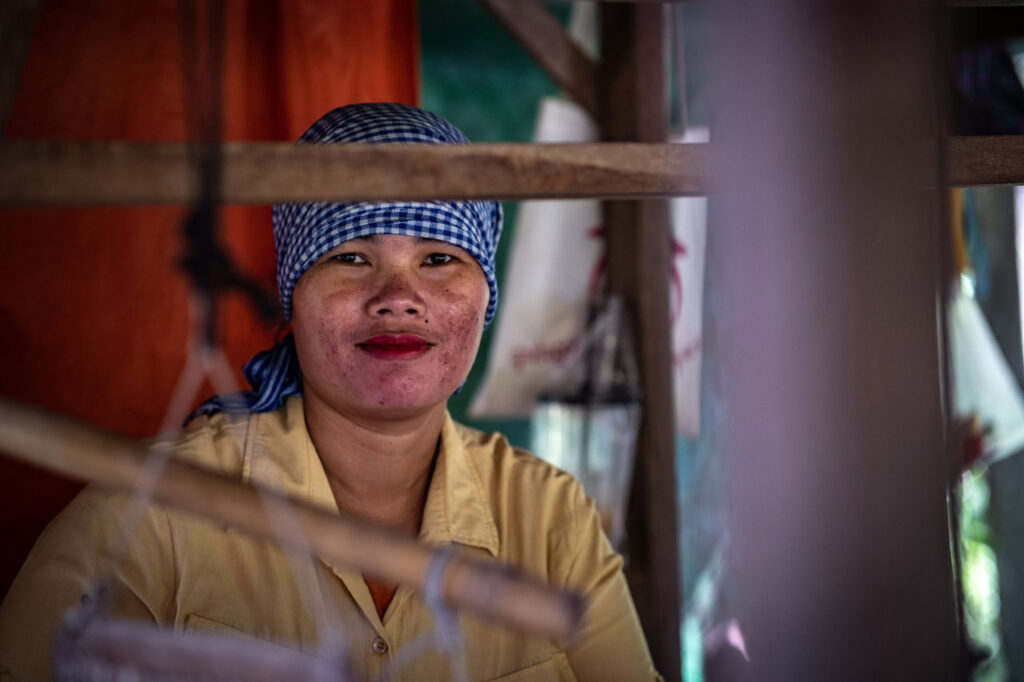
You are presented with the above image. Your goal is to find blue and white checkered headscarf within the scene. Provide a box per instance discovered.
[191,103,502,419]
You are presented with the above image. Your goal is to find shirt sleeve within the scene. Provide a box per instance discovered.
[557,481,665,682]
[0,487,175,681]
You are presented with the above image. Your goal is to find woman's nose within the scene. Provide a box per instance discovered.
[367,270,425,317]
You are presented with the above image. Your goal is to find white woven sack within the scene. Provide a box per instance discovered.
[471,97,707,438]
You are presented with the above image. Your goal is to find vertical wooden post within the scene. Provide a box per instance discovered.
[709,1,960,679]
[599,5,682,682]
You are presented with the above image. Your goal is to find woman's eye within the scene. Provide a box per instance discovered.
[330,252,367,265]
[424,253,456,266]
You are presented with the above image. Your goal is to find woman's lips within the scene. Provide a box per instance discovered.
[356,335,433,359]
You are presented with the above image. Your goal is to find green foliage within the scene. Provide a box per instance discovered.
[960,469,1007,681]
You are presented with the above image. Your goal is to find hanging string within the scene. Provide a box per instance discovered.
[184,2,358,660]
[72,0,280,631]
[181,0,354,656]
[423,546,470,682]
[177,0,277,348]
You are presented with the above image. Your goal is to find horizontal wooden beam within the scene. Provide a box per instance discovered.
[0,140,712,204]
[0,137,1022,206]
[948,136,1024,185]
[480,0,599,118]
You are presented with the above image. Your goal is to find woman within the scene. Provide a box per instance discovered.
[0,103,660,681]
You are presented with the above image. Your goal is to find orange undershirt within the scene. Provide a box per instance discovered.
[365,577,398,619]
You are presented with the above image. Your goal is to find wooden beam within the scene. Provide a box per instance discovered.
[479,0,599,118]
[0,397,583,641]
[0,0,41,135]
[0,140,712,205]
[600,4,682,682]
[948,135,1024,186]
[2,137,1023,207]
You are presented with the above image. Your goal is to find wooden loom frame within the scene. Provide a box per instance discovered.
[3,1,1024,680]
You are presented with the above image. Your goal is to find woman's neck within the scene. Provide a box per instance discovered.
[302,391,446,536]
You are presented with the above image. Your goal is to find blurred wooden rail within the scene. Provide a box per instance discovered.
[0,397,583,641]
[0,137,1020,205]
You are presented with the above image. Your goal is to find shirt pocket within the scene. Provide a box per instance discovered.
[182,614,331,677]
[184,613,257,639]
[183,613,304,653]
[485,651,578,682]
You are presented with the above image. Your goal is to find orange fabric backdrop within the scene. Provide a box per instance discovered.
[0,0,418,597]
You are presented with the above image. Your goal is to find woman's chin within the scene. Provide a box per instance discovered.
[304,366,469,423]
[339,387,456,421]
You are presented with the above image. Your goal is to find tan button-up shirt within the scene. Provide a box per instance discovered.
[0,396,661,681]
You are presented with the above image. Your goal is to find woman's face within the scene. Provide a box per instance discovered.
[291,234,489,422]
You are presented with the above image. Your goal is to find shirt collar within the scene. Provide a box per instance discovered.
[241,395,336,514]
[242,397,499,557]
[418,412,499,556]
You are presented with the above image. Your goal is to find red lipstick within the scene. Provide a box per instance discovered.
[357,335,433,359]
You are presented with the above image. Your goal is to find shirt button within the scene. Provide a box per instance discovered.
[371,637,389,654]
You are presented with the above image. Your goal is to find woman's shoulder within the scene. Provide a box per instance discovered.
[451,419,584,500]
[152,408,257,476]
[448,419,594,556]
[160,396,316,495]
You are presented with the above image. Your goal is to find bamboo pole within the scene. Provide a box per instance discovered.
[0,397,583,642]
